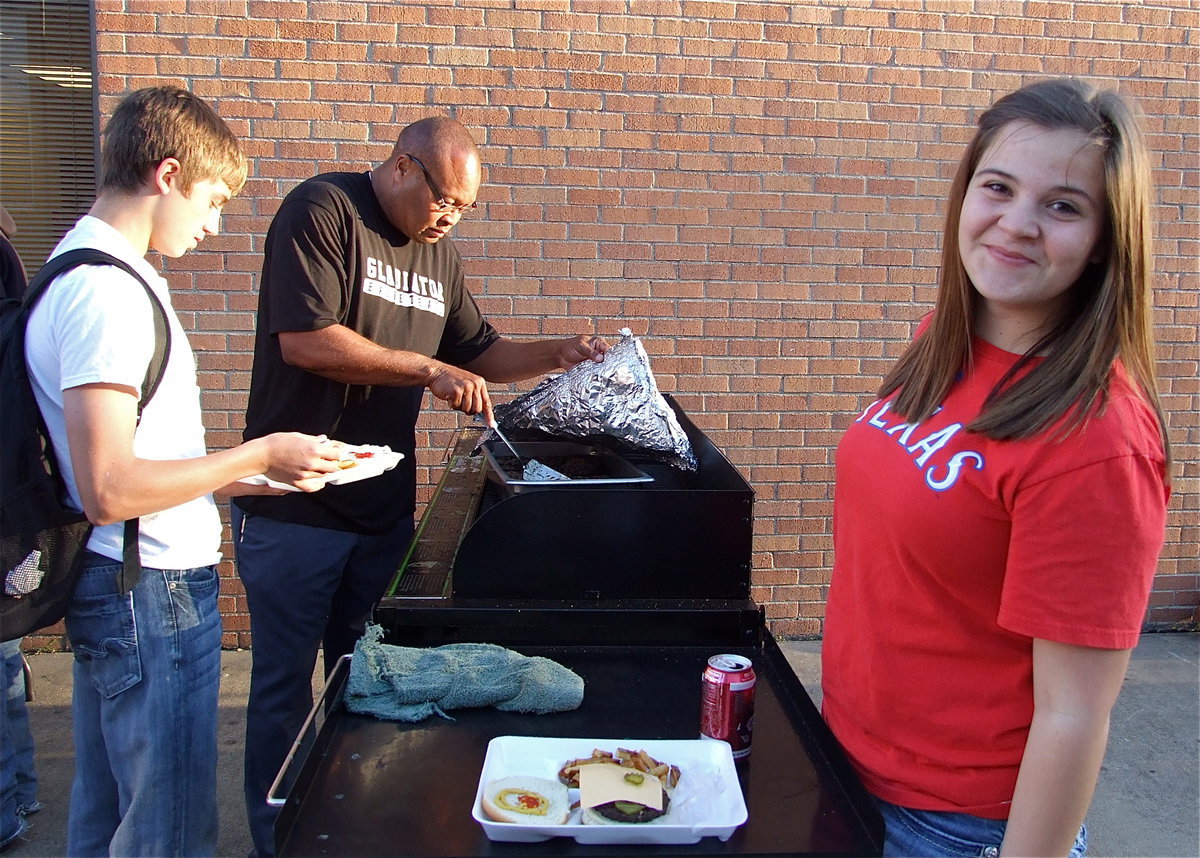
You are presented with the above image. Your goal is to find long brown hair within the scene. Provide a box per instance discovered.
[879,78,1170,464]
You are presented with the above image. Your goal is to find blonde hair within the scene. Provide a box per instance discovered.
[880,78,1170,464]
[100,86,247,196]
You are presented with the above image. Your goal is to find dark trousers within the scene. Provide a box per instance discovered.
[231,508,415,857]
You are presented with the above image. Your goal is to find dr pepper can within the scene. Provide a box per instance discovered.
[700,653,756,758]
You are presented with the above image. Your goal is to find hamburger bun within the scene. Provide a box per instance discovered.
[481,775,570,825]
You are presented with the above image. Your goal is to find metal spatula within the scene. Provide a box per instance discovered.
[488,420,570,482]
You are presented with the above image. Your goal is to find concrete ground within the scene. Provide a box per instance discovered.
[6,633,1198,858]
[780,633,1200,858]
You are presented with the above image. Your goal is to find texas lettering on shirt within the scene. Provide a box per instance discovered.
[362,256,446,316]
[854,399,985,492]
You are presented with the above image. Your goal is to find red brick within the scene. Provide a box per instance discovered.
[61,0,1198,649]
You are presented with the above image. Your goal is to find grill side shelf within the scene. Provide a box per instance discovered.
[273,639,882,857]
[383,432,487,598]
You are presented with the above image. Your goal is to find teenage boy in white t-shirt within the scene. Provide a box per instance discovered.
[24,86,343,857]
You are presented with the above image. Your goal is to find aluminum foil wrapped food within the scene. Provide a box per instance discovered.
[491,329,698,470]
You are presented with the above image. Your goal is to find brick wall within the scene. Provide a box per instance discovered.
[26,0,1198,649]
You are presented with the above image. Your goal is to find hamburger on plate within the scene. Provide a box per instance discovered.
[578,763,672,825]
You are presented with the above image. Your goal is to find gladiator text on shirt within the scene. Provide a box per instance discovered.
[855,399,985,492]
[363,256,446,317]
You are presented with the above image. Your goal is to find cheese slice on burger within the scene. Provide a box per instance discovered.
[579,763,664,812]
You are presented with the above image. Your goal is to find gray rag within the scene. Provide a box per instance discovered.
[344,623,585,722]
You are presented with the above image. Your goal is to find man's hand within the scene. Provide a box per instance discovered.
[553,335,608,370]
[428,363,495,425]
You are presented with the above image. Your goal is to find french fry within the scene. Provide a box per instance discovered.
[557,753,623,788]
[557,747,681,790]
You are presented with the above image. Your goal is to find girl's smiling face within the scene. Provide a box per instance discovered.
[958,120,1108,352]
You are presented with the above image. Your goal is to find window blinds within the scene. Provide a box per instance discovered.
[0,0,96,272]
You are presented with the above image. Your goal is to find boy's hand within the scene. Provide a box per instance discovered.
[260,432,342,491]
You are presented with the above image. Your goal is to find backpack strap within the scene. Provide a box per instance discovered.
[24,248,172,594]
[25,249,171,413]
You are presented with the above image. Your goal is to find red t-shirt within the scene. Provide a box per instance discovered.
[821,336,1170,818]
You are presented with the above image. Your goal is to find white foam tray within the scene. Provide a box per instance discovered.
[471,735,748,844]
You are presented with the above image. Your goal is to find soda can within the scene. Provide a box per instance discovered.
[699,653,756,758]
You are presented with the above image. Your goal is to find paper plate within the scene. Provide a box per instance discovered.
[472,736,747,844]
[244,444,403,492]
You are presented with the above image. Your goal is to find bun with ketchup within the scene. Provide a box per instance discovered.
[481,775,570,824]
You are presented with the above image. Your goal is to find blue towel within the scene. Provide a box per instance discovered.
[344,623,585,722]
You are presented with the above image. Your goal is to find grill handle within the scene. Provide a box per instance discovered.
[266,653,352,808]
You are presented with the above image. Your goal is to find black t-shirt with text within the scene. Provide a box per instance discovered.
[236,171,497,533]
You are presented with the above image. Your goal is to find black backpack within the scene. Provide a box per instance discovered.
[1,249,170,642]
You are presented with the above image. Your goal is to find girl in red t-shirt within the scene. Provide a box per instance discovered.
[823,78,1172,858]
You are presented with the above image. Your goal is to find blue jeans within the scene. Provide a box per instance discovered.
[65,551,221,858]
[877,799,1087,857]
[232,509,414,857]
[1,638,39,848]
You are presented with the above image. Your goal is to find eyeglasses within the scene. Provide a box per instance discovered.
[405,153,477,215]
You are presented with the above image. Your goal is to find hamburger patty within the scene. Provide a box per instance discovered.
[591,791,670,824]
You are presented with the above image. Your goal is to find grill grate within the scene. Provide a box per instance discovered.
[387,439,487,598]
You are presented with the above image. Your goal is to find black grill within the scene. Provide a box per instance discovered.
[376,396,757,643]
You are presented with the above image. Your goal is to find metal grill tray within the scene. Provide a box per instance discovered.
[273,635,882,856]
[480,440,654,493]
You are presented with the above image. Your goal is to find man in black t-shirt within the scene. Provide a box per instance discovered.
[233,116,607,857]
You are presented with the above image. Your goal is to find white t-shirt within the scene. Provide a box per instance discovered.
[24,216,222,569]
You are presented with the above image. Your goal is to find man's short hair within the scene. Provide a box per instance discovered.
[396,116,479,163]
[100,86,247,196]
